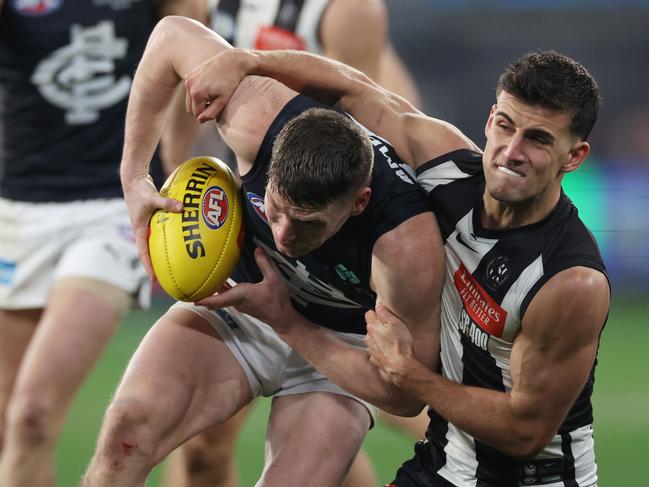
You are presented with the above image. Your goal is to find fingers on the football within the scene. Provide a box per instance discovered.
[196,287,234,308]
[157,195,183,212]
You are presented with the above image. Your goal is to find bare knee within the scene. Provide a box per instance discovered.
[180,426,238,482]
[5,395,59,450]
[92,397,160,474]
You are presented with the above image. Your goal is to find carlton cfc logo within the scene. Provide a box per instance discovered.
[12,0,61,15]
[202,186,228,229]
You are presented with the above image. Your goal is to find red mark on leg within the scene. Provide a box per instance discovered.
[121,441,136,456]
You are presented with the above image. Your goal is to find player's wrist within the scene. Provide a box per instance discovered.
[237,49,261,77]
[120,168,151,189]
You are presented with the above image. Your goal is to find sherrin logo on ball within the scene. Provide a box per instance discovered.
[149,157,244,302]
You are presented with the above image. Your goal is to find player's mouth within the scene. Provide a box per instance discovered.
[497,165,524,177]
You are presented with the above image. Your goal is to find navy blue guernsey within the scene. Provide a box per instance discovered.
[231,95,430,334]
[0,0,163,201]
[405,149,609,486]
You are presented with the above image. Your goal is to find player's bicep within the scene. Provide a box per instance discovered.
[510,267,609,432]
[370,212,445,370]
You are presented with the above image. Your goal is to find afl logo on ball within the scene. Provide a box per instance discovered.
[202,186,229,229]
[247,192,268,224]
[11,0,61,15]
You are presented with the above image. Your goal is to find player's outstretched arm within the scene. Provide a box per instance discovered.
[185,48,479,168]
[366,266,609,457]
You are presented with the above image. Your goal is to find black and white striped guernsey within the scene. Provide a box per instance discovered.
[210,0,328,53]
[414,149,608,486]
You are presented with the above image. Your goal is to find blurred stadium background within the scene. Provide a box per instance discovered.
[15,0,644,485]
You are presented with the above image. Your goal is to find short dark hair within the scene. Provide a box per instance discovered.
[268,107,374,208]
[497,50,601,140]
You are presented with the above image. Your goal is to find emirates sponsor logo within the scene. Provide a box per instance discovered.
[454,263,507,338]
[255,26,306,51]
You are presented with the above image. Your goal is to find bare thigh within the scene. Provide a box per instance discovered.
[105,307,255,463]
[6,281,124,417]
[259,392,372,487]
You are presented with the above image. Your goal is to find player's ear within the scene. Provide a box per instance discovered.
[484,104,497,138]
[561,140,590,174]
[350,187,372,216]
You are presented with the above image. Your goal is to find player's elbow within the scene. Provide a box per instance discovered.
[151,15,184,42]
[150,16,202,55]
[505,423,555,458]
[381,398,425,418]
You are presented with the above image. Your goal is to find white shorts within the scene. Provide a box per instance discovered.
[173,301,378,425]
[0,197,150,309]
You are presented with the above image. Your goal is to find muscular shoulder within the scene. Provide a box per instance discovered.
[322,0,387,30]
[319,0,387,77]
[524,266,609,347]
[155,0,207,20]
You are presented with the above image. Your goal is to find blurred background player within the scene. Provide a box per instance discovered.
[0,1,205,486]
[163,1,428,486]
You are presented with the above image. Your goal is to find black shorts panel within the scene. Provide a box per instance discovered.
[389,440,456,487]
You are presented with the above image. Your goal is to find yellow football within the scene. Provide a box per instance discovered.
[149,156,244,301]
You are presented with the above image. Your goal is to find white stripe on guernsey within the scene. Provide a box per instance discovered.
[234,1,275,48]
[448,210,499,274]
[572,424,598,486]
[486,255,543,392]
[499,254,544,342]
[417,160,473,192]
[294,0,328,52]
[529,425,597,487]
[437,424,478,487]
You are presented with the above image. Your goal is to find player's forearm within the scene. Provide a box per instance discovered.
[239,49,377,108]
[281,317,425,416]
[121,18,184,183]
[393,359,556,457]
[160,86,201,175]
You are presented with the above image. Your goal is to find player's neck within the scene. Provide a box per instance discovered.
[481,189,561,230]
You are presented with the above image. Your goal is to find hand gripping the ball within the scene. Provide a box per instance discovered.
[197,247,299,339]
[148,157,244,301]
[122,172,183,280]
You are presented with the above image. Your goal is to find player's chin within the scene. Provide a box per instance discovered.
[487,184,527,204]
[277,242,309,257]
[281,247,306,258]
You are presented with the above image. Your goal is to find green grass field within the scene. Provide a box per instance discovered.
[56,296,647,486]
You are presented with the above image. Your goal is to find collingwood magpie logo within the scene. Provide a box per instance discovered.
[485,255,510,290]
[31,21,131,125]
